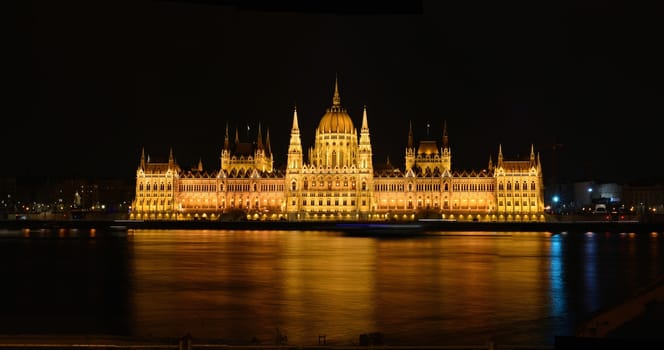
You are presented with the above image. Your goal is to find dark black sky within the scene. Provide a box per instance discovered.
[12,0,664,184]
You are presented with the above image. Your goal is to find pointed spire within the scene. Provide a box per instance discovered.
[332,74,340,106]
[198,157,203,171]
[287,105,303,170]
[386,155,391,166]
[257,122,264,150]
[234,126,239,144]
[530,144,535,160]
[265,128,272,155]
[537,152,542,170]
[223,122,230,150]
[140,147,146,169]
[442,120,449,147]
[498,144,503,165]
[168,147,174,167]
[488,154,493,170]
[361,105,369,130]
[407,121,414,149]
[291,105,299,131]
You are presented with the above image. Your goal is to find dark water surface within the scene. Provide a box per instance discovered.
[1,229,663,346]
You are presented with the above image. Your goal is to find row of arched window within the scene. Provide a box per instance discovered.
[498,200,538,207]
[452,183,494,192]
[139,183,172,191]
[178,184,216,192]
[136,199,172,206]
[297,178,366,191]
[375,183,405,191]
[302,199,357,206]
[498,181,537,191]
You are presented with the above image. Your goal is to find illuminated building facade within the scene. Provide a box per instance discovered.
[131,79,545,221]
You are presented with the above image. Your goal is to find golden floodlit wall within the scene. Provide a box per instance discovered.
[130,79,545,222]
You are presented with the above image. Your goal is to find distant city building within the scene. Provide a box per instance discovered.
[130,78,546,221]
[0,176,133,220]
[546,179,664,216]
[623,182,664,215]
[572,181,621,208]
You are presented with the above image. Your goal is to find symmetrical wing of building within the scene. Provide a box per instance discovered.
[131,79,545,221]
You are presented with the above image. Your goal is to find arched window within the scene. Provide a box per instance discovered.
[515,182,519,190]
[507,182,512,190]
[444,183,448,191]
[139,184,144,191]
[531,182,536,190]
[291,181,297,191]
[361,182,367,191]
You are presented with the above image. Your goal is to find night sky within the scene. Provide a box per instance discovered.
[13,0,663,184]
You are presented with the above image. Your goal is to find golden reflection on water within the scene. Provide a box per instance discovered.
[129,230,382,344]
[126,229,655,346]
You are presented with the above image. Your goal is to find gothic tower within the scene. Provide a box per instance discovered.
[405,121,415,171]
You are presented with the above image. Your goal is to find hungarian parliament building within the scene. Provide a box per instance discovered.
[130,79,545,222]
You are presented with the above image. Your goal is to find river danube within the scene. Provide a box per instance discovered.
[2,229,663,346]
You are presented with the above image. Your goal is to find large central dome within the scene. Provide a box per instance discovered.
[317,78,355,133]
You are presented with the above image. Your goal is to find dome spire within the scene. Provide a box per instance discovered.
[332,74,340,106]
